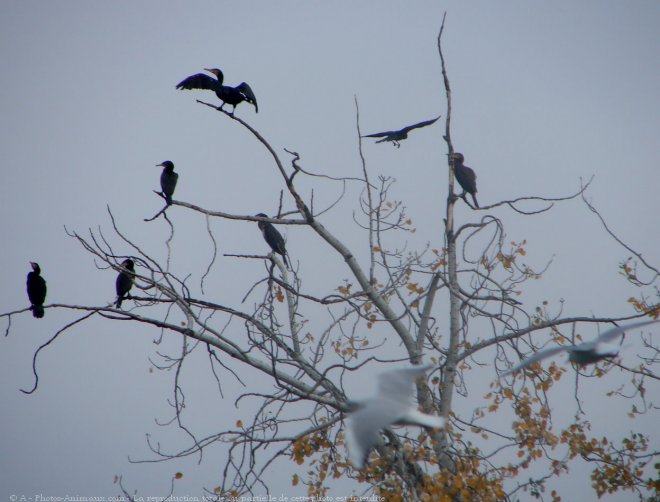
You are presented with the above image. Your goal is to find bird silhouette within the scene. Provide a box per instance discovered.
[345,364,445,468]
[176,68,258,114]
[501,319,660,377]
[256,213,289,267]
[362,116,440,148]
[450,152,479,208]
[115,259,135,309]
[157,161,178,206]
[26,262,47,318]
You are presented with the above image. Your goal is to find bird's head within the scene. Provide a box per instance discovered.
[450,152,464,163]
[204,68,224,81]
[30,262,40,273]
[157,160,174,171]
[255,213,269,229]
[121,259,135,271]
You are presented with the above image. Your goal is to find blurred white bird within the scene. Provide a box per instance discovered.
[501,319,660,377]
[345,364,445,469]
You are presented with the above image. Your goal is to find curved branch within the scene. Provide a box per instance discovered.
[20,310,98,394]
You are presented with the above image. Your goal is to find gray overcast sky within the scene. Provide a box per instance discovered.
[1,1,658,499]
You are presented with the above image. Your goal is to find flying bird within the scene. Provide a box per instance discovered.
[157,160,178,205]
[256,213,289,267]
[362,116,440,148]
[345,364,445,469]
[26,262,47,318]
[115,259,135,309]
[450,152,479,208]
[501,319,660,377]
[176,68,258,114]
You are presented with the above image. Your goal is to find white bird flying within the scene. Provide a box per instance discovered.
[501,319,660,377]
[345,364,445,468]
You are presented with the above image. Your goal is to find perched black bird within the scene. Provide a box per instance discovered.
[115,259,135,309]
[450,152,479,208]
[362,116,440,148]
[256,213,289,267]
[26,262,47,318]
[157,160,178,205]
[176,68,258,114]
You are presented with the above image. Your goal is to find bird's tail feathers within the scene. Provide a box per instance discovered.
[32,305,45,318]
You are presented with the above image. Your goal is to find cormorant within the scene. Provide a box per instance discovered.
[450,152,479,208]
[345,365,445,468]
[26,262,47,318]
[256,213,289,267]
[500,319,660,377]
[176,68,258,114]
[157,160,178,205]
[115,259,135,309]
[362,116,440,148]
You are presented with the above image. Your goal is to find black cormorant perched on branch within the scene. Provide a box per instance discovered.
[176,68,258,114]
[27,262,47,318]
[362,116,440,148]
[115,259,135,308]
[157,160,178,205]
[450,152,479,208]
[256,213,289,267]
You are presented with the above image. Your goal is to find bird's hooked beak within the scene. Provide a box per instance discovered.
[29,261,37,270]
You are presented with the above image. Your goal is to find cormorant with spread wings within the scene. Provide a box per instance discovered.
[176,68,258,114]
[362,115,440,148]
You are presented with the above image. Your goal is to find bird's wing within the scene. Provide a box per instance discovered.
[378,365,432,400]
[264,224,286,254]
[595,319,660,344]
[400,115,441,133]
[176,73,219,91]
[398,408,445,429]
[500,346,569,377]
[362,130,396,139]
[463,165,477,184]
[236,82,258,108]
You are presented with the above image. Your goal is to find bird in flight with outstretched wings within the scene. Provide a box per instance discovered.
[362,115,441,148]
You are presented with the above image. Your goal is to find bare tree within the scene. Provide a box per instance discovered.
[3,16,658,501]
